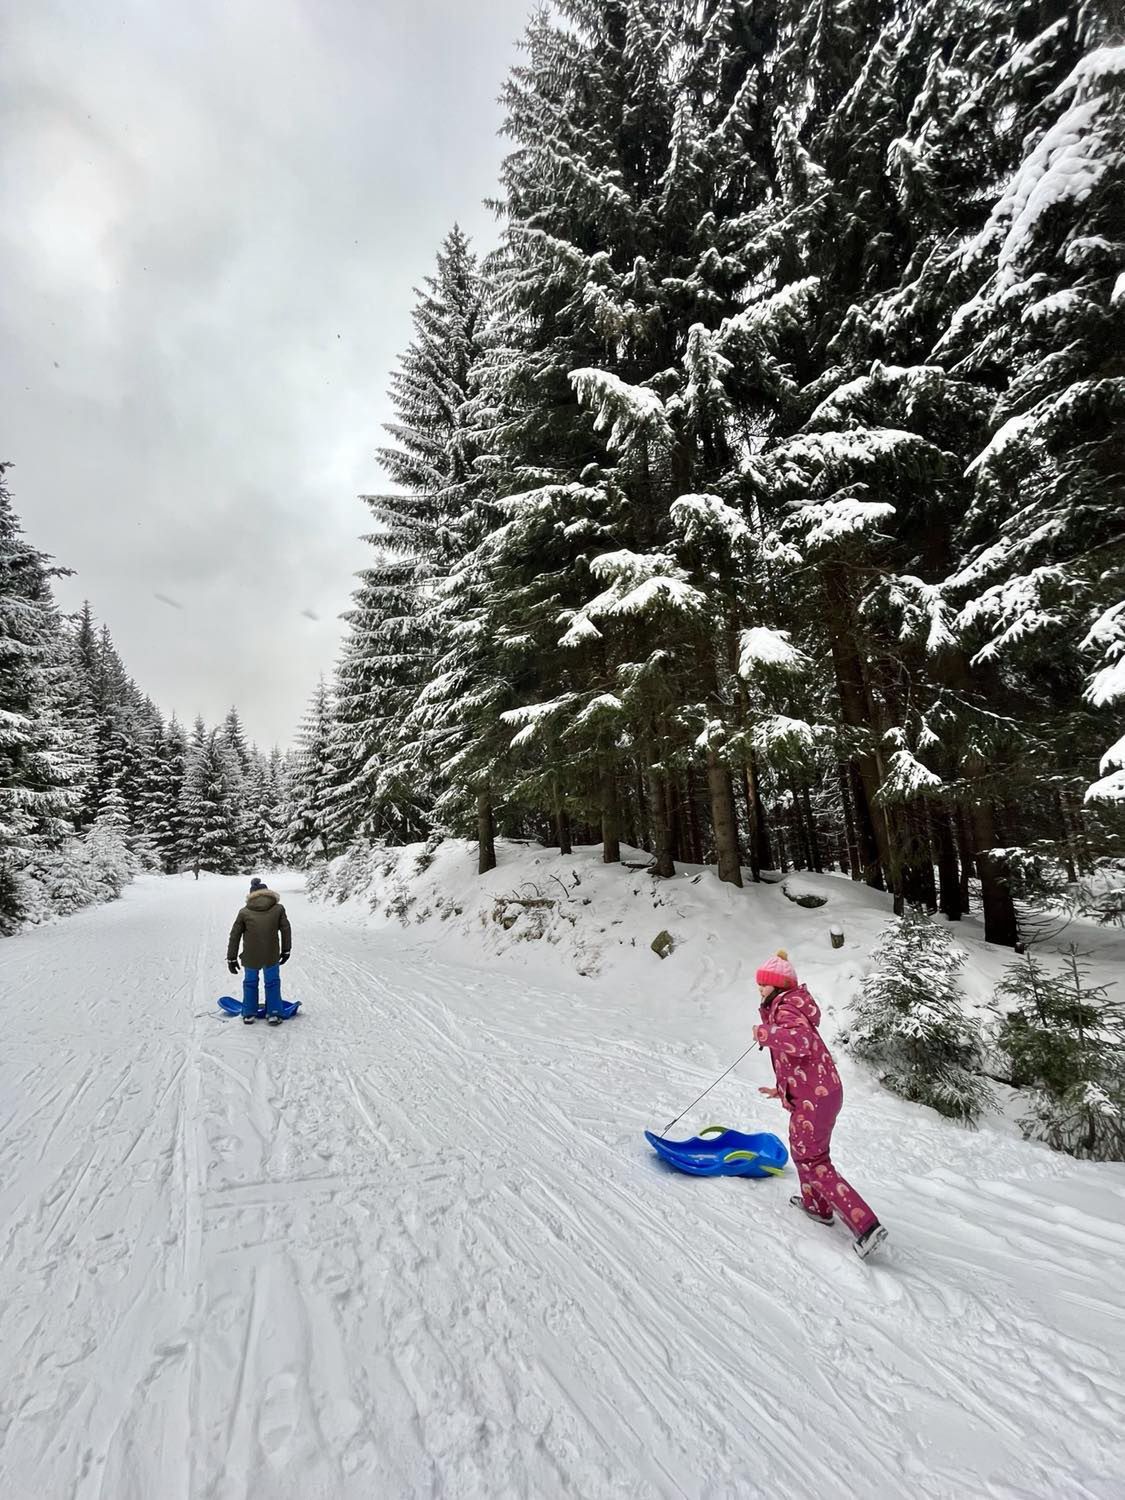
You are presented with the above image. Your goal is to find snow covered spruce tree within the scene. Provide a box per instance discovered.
[849,912,994,1123]
[0,465,78,930]
[937,28,1125,926]
[308,0,1121,918]
[282,680,339,867]
[179,722,241,876]
[330,227,491,851]
[455,0,817,881]
[148,717,189,873]
[995,946,1125,1160]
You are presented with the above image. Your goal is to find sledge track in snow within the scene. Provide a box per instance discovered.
[0,876,1123,1499]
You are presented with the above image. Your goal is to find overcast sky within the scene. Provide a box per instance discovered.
[0,0,531,749]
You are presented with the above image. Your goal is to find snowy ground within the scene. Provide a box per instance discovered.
[1,865,1124,1500]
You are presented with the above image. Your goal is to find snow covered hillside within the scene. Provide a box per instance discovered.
[1,867,1123,1499]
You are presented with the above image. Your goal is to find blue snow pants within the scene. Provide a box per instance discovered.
[242,964,283,1018]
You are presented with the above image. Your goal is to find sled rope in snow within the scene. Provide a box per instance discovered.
[662,1043,760,1134]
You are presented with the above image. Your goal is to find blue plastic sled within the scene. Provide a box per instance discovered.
[218,996,301,1020]
[645,1125,788,1178]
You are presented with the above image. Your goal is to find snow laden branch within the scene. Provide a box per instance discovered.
[791,491,897,552]
[962,47,1125,284]
[559,551,706,648]
[864,576,957,655]
[876,731,945,804]
[737,627,808,678]
[1083,601,1125,804]
[500,696,579,749]
[669,493,750,550]
[569,369,673,455]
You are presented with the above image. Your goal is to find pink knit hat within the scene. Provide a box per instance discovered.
[756,949,798,990]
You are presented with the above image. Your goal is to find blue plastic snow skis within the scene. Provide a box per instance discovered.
[218,996,301,1020]
[645,1125,788,1178]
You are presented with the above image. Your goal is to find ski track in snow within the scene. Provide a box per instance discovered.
[0,877,1123,1500]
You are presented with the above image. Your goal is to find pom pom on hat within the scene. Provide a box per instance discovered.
[756,949,798,990]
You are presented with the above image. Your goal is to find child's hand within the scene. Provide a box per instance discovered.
[755,1024,769,1045]
[758,1086,781,1098]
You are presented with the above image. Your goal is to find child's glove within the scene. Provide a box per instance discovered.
[758,1086,781,1099]
[755,1024,770,1045]
[279,952,290,965]
[228,959,239,974]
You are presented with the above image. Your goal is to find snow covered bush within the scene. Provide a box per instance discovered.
[849,912,994,1124]
[1019,1081,1125,1164]
[83,815,136,901]
[12,820,139,929]
[995,947,1125,1160]
[1074,861,1125,927]
[25,844,99,918]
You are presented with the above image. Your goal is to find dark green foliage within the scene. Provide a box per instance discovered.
[0,465,78,928]
[306,2,1124,940]
[995,946,1125,1160]
[849,912,995,1123]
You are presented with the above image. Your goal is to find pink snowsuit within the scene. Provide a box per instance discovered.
[756,985,878,1236]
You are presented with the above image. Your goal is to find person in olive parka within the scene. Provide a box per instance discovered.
[227,877,292,1025]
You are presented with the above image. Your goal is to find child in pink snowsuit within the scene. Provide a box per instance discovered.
[754,950,887,1260]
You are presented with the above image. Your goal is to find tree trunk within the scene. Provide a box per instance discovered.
[668,775,684,867]
[972,801,1018,947]
[919,823,938,913]
[555,806,572,856]
[847,762,884,888]
[707,749,743,887]
[933,806,962,920]
[838,764,861,880]
[476,787,496,875]
[801,783,823,874]
[1054,790,1077,884]
[823,564,894,890]
[1062,789,1095,875]
[684,771,704,865]
[648,769,676,878]
[746,753,774,872]
[600,765,621,864]
[955,806,973,912]
[742,772,761,881]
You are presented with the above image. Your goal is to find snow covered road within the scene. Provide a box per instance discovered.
[1,876,1124,1500]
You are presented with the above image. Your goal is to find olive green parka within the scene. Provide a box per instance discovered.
[227,888,292,969]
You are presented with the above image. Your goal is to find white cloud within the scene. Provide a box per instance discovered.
[0,0,531,747]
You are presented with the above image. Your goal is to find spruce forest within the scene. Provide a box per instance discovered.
[0,463,285,932]
[290,0,1124,950]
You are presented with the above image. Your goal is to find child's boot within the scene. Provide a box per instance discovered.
[790,1193,833,1225]
[854,1222,889,1261]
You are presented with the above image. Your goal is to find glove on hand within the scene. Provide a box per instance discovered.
[228,959,240,974]
[279,952,290,966]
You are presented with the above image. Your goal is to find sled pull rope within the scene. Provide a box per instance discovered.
[662,1043,760,1135]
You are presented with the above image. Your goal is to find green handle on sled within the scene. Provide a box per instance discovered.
[699,1126,786,1176]
[722,1149,786,1176]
